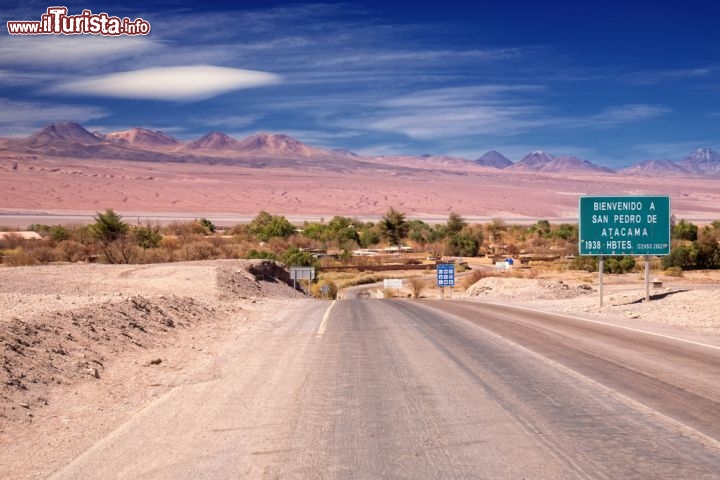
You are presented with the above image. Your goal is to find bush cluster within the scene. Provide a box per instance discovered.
[2,210,718,277]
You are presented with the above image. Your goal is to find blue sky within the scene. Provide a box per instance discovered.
[1,0,718,167]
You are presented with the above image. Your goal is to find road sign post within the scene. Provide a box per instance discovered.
[644,255,650,303]
[579,195,670,308]
[383,278,403,298]
[579,196,670,256]
[290,267,315,291]
[436,263,455,299]
[598,255,604,308]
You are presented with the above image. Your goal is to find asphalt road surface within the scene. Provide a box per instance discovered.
[51,299,720,479]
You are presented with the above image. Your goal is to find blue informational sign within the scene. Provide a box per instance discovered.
[436,263,455,287]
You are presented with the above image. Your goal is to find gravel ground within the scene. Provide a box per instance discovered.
[463,275,720,335]
[0,259,305,426]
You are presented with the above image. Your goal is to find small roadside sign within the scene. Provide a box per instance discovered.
[290,266,315,291]
[436,263,455,287]
[383,278,403,289]
[290,267,316,280]
[319,284,331,300]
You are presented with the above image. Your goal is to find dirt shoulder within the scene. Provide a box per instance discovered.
[0,260,305,479]
[461,270,720,343]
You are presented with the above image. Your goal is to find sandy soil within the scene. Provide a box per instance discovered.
[462,271,720,336]
[1,155,719,222]
[0,260,305,479]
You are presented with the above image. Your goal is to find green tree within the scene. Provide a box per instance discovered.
[327,216,360,245]
[552,223,578,242]
[662,244,698,270]
[198,218,216,234]
[379,207,409,248]
[605,256,636,274]
[447,232,479,257]
[282,247,317,267]
[249,211,297,242]
[245,249,277,260]
[358,222,381,248]
[446,212,466,237]
[673,219,698,241]
[447,224,484,257]
[530,219,551,238]
[49,225,69,242]
[407,220,432,247]
[134,224,162,249]
[302,222,329,242]
[89,209,133,263]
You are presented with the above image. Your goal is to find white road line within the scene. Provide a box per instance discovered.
[514,332,720,452]
[316,300,336,336]
[421,302,720,452]
[476,300,720,352]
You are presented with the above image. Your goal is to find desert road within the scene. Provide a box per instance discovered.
[51,299,720,479]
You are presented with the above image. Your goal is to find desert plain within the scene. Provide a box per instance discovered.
[1,124,720,478]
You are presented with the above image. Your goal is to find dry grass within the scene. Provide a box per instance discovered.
[462,269,485,289]
[407,277,426,299]
[663,267,684,277]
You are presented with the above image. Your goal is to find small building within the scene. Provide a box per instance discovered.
[0,231,42,240]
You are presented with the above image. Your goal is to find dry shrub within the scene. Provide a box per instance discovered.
[136,248,175,264]
[288,234,313,250]
[27,246,57,264]
[219,243,246,259]
[55,240,88,262]
[205,236,225,249]
[663,266,684,277]
[408,277,425,299]
[310,280,338,299]
[462,268,485,288]
[182,241,219,261]
[102,241,138,264]
[159,236,181,251]
[266,237,291,255]
[0,233,24,250]
[2,249,39,266]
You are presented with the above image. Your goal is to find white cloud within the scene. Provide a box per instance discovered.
[50,65,282,101]
[362,105,544,139]
[199,114,263,129]
[345,86,671,140]
[0,35,158,66]
[311,48,521,68]
[628,141,713,160]
[624,67,715,86]
[0,70,56,85]
[582,104,670,126]
[341,85,551,139]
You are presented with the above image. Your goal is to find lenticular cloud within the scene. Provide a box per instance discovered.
[51,65,281,101]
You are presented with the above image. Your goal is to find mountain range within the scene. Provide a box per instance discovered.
[1,122,719,176]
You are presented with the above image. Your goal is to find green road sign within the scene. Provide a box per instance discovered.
[579,196,670,256]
